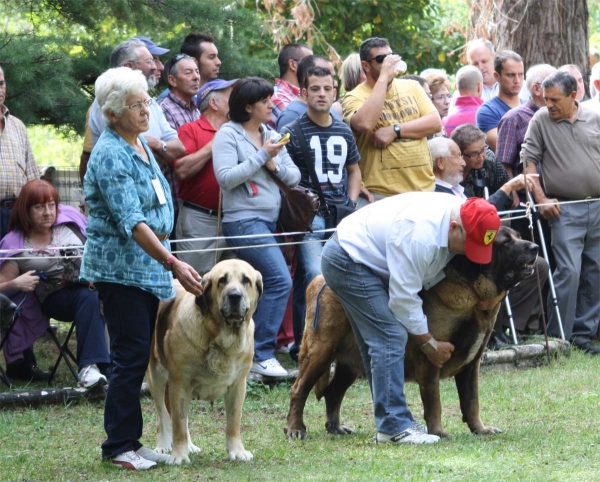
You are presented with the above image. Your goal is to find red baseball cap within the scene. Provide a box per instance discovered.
[460,198,501,264]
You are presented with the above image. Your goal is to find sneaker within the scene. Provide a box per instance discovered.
[376,428,440,445]
[275,342,294,355]
[6,360,52,382]
[250,358,288,377]
[78,364,108,388]
[412,421,428,433]
[111,450,157,470]
[136,446,170,464]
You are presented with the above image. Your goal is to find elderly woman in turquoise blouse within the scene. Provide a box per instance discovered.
[81,67,203,471]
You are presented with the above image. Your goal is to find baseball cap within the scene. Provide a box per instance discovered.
[197,79,239,102]
[459,198,501,264]
[134,36,170,56]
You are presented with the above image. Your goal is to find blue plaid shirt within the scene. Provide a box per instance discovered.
[81,127,175,301]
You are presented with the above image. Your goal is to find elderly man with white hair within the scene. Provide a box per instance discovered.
[584,61,600,114]
[82,67,202,471]
[443,65,484,136]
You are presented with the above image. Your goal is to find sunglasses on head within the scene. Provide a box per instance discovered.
[365,52,398,64]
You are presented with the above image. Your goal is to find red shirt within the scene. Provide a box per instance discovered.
[174,116,220,210]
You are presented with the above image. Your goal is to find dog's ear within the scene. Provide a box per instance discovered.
[195,277,212,315]
[254,270,263,301]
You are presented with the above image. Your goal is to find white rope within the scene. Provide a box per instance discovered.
[1,197,598,260]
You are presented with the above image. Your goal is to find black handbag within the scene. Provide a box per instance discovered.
[267,168,320,235]
[289,120,355,236]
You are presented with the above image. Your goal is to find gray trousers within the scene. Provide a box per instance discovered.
[547,200,600,341]
[175,204,234,275]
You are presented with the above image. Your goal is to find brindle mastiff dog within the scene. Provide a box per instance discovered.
[285,227,538,439]
[147,259,262,464]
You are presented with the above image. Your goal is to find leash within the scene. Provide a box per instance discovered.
[312,282,329,331]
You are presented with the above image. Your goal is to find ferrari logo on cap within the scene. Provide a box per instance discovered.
[484,230,497,245]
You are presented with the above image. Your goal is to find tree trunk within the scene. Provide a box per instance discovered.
[470,0,589,81]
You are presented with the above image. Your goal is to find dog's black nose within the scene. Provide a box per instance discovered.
[529,244,539,255]
[227,291,243,302]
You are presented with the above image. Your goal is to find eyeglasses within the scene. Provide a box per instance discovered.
[365,52,399,64]
[125,98,152,111]
[168,53,192,75]
[131,58,156,67]
[432,94,452,102]
[462,146,489,159]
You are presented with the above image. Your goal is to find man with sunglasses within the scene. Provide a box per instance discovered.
[343,37,441,205]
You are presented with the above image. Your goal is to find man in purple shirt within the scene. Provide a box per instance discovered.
[497,64,556,187]
[443,66,484,136]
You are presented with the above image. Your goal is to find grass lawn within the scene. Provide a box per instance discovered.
[1,335,600,482]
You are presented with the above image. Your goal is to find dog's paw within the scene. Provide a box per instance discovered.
[228,449,253,461]
[155,443,172,454]
[166,453,191,465]
[474,426,502,435]
[325,422,355,435]
[188,442,202,454]
[284,427,308,440]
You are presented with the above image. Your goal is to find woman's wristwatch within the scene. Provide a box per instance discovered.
[162,255,176,271]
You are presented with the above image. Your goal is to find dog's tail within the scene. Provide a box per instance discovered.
[314,368,331,401]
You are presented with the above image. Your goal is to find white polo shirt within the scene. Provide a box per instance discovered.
[336,192,464,335]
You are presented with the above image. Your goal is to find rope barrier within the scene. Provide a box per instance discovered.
[1,197,598,260]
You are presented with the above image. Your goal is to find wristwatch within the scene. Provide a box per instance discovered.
[393,124,402,141]
[272,163,281,174]
[420,337,439,356]
[161,141,168,153]
[162,255,176,271]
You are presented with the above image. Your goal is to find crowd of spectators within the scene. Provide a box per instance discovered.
[1,30,599,468]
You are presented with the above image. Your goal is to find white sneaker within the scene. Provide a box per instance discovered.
[78,364,107,389]
[136,446,170,463]
[376,428,440,445]
[275,342,294,355]
[250,358,288,377]
[111,450,157,470]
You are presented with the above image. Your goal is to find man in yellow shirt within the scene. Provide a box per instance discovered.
[343,37,442,203]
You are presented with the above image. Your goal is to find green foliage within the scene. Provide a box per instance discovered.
[251,0,466,75]
[0,0,272,133]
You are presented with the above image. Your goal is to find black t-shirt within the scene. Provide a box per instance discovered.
[282,113,360,205]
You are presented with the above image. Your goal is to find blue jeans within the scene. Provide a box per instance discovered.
[292,215,327,357]
[321,238,414,435]
[222,218,292,362]
[41,284,110,369]
[96,282,159,459]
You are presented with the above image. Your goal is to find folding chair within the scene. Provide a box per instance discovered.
[46,322,79,384]
[1,294,79,387]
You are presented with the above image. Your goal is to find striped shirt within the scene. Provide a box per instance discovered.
[158,93,200,131]
[81,127,175,301]
[0,106,40,199]
[282,113,360,206]
[270,79,300,127]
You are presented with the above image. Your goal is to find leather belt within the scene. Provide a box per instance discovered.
[155,233,170,241]
[182,201,219,216]
[0,198,16,209]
